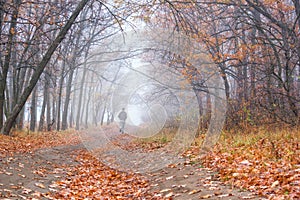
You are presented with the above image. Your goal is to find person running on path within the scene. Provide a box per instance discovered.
[118,108,127,133]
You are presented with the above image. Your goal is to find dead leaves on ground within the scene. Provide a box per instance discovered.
[0,129,161,199]
[1,128,299,199]
[52,150,158,199]
[0,130,80,157]
[202,129,300,199]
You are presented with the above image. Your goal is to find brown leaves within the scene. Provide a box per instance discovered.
[202,129,300,199]
[34,183,46,189]
[0,131,80,156]
[1,128,298,199]
[52,150,156,199]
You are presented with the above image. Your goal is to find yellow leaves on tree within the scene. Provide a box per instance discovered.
[10,27,15,35]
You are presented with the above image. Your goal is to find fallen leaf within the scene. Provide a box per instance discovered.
[209,186,219,190]
[49,188,57,192]
[31,191,41,197]
[271,180,279,188]
[242,196,256,199]
[160,188,171,193]
[17,194,27,199]
[34,182,46,189]
[21,188,32,194]
[200,194,212,199]
[240,160,252,165]
[49,183,58,188]
[188,189,201,195]
[232,172,239,177]
[168,164,177,168]
[218,194,231,198]
[154,193,162,197]
[10,185,21,189]
[166,176,174,180]
[18,174,26,178]
[165,192,173,198]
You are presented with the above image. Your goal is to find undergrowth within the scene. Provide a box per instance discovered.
[203,127,300,199]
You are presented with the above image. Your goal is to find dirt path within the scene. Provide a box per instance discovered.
[0,144,83,199]
[1,135,265,199]
[147,162,265,199]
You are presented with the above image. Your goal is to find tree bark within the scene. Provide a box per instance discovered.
[0,0,21,130]
[61,68,74,130]
[75,52,88,130]
[46,88,51,131]
[29,86,37,132]
[100,106,106,126]
[85,73,93,128]
[56,61,66,131]
[38,75,49,131]
[69,91,76,129]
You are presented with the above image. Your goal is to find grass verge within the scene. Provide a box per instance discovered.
[202,127,300,199]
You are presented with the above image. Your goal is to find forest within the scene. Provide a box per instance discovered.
[0,0,299,199]
[0,0,299,134]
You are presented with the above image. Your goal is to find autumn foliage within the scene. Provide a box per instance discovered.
[0,127,299,199]
[202,128,300,199]
[53,150,153,199]
[0,130,80,157]
[1,0,300,199]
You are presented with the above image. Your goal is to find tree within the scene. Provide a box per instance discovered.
[0,0,22,131]
[145,0,300,126]
[0,0,90,135]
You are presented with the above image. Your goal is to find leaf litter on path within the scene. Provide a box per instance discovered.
[1,128,291,199]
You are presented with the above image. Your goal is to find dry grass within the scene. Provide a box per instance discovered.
[202,127,300,199]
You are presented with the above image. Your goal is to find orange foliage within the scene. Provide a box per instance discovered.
[52,150,159,199]
[202,128,300,199]
[0,130,80,157]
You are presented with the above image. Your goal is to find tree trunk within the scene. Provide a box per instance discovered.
[56,61,66,131]
[219,65,230,100]
[80,86,87,126]
[0,0,4,37]
[38,76,49,131]
[249,8,260,119]
[100,106,106,126]
[69,92,75,128]
[51,82,57,129]
[75,58,88,130]
[61,68,74,130]
[29,86,37,132]
[16,67,33,129]
[46,88,52,131]
[93,86,102,127]
[0,0,21,131]
[85,76,92,128]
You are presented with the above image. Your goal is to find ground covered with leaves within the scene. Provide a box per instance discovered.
[0,127,298,199]
[202,127,300,199]
[0,131,154,199]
